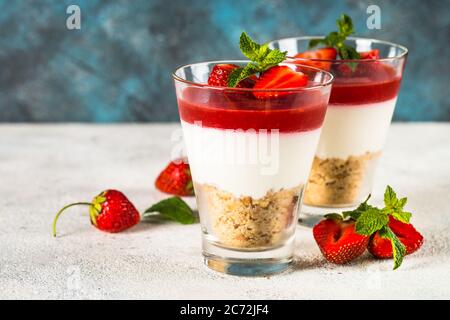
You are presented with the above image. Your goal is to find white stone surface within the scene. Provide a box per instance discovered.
[0,123,449,300]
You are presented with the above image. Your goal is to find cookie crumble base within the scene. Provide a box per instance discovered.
[304,151,381,206]
[195,183,303,249]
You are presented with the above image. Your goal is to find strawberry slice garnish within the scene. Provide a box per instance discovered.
[294,47,337,71]
[155,158,194,196]
[359,49,380,60]
[313,218,369,264]
[207,64,255,88]
[253,66,308,99]
[368,216,424,259]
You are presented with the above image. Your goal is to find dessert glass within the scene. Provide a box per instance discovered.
[270,37,407,211]
[173,61,333,276]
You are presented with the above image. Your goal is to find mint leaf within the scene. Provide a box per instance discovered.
[227,63,259,87]
[143,197,196,224]
[384,185,397,207]
[355,208,389,235]
[391,211,412,224]
[261,49,287,68]
[324,213,343,221]
[342,194,372,220]
[228,32,287,87]
[239,32,266,62]
[379,226,406,270]
[338,46,360,60]
[337,14,354,37]
[383,186,411,223]
[308,38,324,48]
[308,14,360,60]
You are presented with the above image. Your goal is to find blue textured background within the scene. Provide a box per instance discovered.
[0,0,449,122]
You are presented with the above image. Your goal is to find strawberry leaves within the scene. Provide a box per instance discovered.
[309,14,360,60]
[228,32,287,87]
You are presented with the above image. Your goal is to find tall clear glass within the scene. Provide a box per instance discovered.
[270,37,407,211]
[173,61,333,276]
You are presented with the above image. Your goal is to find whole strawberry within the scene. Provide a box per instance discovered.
[155,158,194,196]
[52,190,140,236]
[313,217,369,264]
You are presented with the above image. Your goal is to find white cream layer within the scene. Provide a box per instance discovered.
[315,98,397,159]
[181,120,321,198]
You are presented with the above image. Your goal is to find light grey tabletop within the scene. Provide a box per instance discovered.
[0,123,449,300]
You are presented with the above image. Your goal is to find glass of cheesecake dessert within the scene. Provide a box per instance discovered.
[269,37,407,209]
[173,61,333,275]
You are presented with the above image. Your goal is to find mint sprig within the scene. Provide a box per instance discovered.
[228,32,287,87]
[309,14,360,60]
[143,196,196,224]
[342,194,373,220]
[383,185,411,223]
[378,226,406,270]
[327,186,412,270]
[355,207,389,236]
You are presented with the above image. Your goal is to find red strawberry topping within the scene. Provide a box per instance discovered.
[359,49,380,60]
[207,64,255,88]
[253,66,308,99]
[294,47,337,71]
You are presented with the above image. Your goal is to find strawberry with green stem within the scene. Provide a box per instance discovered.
[52,189,140,236]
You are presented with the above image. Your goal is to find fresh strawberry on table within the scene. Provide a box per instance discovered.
[253,66,308,99]
[294,47,337,71]
[52,189,140,236]
[368,216,424,258]
[155,158,194,196]
[313,216,369,264]
[313,186,424,270]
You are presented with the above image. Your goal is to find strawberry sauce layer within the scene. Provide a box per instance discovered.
[330,63,402,105]
[178,87,329,132]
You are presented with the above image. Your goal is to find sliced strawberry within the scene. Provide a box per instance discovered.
[359,49,380,60]
[313,218,369,264]
[294,47,337,71]
[253,66,308,99]
[207,64,255,88]
[368,216,424,259]
[155,158,194,196]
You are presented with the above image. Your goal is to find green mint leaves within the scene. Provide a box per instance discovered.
[330,186,411,270]
[355,207,389,236]
[383,185,411,223]
[228,32,287,87]
[309,14,360,60]
[378,226,406,270]
[143,196,196,224]
[342,194,373,220]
